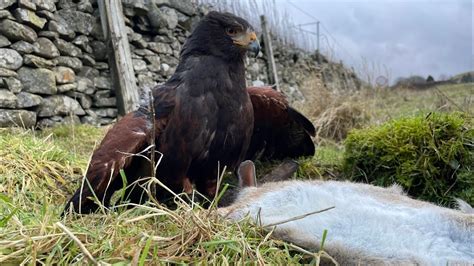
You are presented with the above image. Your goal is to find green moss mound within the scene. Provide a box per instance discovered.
[343,112,473,207]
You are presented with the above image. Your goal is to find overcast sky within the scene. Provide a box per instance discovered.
[274,0,473,83]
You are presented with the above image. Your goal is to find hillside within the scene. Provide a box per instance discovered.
[450,71,474,84]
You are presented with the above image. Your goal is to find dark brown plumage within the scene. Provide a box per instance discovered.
[246,86,315,160]
[64,12,315,214]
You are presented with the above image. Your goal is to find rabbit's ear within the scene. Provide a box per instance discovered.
[260,160,299,183]
[238,160,257,188]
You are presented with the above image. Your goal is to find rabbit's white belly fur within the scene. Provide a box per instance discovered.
[224,181,474,265]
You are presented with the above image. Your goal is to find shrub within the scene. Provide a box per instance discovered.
[394,75,427,87]
[295,78,370,142]
[314,102,369,141]
[343,112,473,207]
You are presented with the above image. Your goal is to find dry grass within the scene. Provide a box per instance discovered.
[0,125,333,265]
[295,79,369,142]
[313,103,367,142]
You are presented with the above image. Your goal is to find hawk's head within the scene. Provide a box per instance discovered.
[181,11,260,60]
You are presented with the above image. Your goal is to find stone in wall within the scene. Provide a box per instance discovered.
[94,96,116,107]
[81,54,95,66]
[38,30,59,40]
[54,66,75,84]
[93,76,111,90]
[162,0,196,16]
[13,8,47,29]
[34,37,60,58]
[4,77,22,93]
[93,89,112,100]
[129,32,148,49]
[0,35,10,47]
[0,19,37,42]
[136,74,152,88]
[54,56,83,71]
[0,89,17,108]
[48,20,75,39]
[144,55,160,72]
[94,62,108,70]
[36,115,81,128]
[54,38,82,57]
[37,10,55,20]
[148,42,173,55]
[77,0,93,14]
[0,48,23,70]
[132,59,147,73]
[55,10,94,35]
[90,40,107,61]
[133,48,155,57]
[23,54,56,68]
[67,91,92,109]
[0,68,17,77]
[57,83,76,93]
[72,35,92,53]
[18,67,57,94]
[0,109,36,127]
[10,40,38,54]
[159,54,178,67]
[156,7,179,30]
[77,66,99,79]
[38,95,85,117]
[81,114,100,126]
[15,91,43,108]
[18,0,37,10]
[91,108,118,118]
[0,0,16,9]
[76,76,95,95]
[35,0,57,12]
[0,10,13,20]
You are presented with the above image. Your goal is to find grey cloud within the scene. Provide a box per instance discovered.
[276,0,472,82]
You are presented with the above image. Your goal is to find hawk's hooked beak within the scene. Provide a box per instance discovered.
[233,30,260,57]
[247,38,260,57]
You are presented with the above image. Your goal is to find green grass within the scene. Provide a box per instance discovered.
[366,83,473,123]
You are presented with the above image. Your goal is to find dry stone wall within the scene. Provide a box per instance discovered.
[0,0,360,128]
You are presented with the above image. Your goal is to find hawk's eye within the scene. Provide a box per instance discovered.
[226,28,237,36]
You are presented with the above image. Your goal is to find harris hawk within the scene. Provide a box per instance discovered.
[64,11,315,214]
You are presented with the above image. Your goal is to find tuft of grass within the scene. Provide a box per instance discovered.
[313,102,369,141]
[343,112,474,207]
[296,144,344,180]
[295,78,370,143]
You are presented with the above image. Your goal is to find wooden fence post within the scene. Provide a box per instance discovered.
[260,15,280,91]
[98,0,139,115]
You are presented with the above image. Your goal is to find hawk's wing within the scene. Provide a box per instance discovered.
[64,86,176,214]
[246,86,315,160]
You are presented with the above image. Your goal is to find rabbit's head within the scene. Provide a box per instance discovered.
[218,160,299,208]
